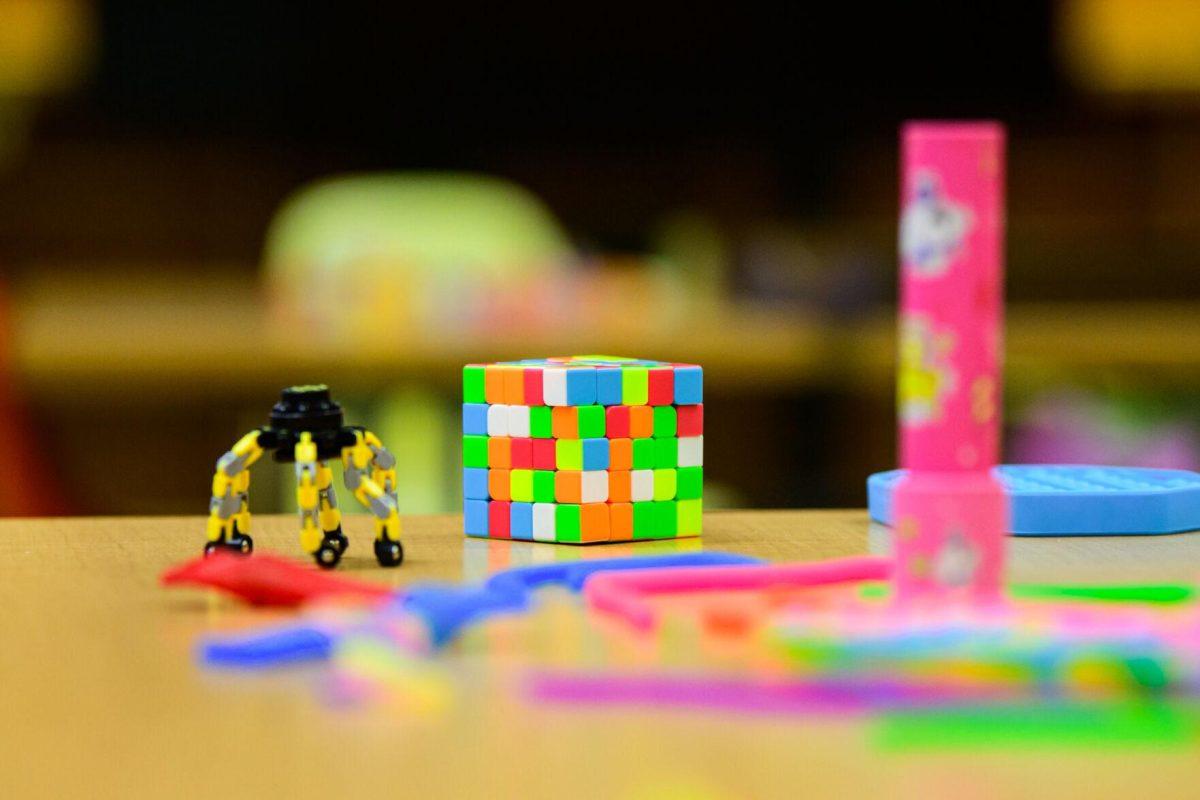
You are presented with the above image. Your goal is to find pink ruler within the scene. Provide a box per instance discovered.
[584,556,892,631]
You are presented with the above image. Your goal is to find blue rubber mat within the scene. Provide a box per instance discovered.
[868,465,1200,536]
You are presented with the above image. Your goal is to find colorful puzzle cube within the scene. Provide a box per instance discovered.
[463,356,703,544]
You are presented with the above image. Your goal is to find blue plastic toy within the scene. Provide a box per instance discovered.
[203,626,336,667]
[199,551,763,667]
[868,465,1200,536]
[402,551,761,647]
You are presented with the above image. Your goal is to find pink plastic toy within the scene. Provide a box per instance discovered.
[892,121,1008,604]
[584,556,892,631]
[524,672,991,715]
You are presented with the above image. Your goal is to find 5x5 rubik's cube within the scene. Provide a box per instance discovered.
[463,356,703,543]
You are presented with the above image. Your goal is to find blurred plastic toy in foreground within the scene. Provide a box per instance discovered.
[204,385,404,568]
[463,357,703,544]
[161,550,760,663]
[892,121,1008,604]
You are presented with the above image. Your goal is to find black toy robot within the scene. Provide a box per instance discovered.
[204,385,403,568]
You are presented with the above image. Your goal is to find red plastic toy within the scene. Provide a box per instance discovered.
[161,551,392,607]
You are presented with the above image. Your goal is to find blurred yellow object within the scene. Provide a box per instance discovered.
[0,0,94,96]
[1062,0,1200,92]
[652,211,729,310]
[264,172,573,334]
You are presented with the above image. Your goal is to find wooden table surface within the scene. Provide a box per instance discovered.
[3,511,1200,799]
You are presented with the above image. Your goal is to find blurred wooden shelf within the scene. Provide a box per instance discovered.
[12,272,1200,401]
[9,272,831,400]
[840,301,1200,388]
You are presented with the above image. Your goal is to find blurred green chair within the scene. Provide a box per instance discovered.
[263,172,574,513]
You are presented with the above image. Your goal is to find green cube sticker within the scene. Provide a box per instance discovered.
[463,435,489,468]
[632,438,656,470]
[677,499,702,535]
[653,500,678,537]
[676,467,703,500]
[556,439,582,470]
[533,470,556,503]
[530,406,553,438]
[632,501,656,539]
[510,469,533,502]
[653,406,677,438]
[577,405,606,439]
[653,438,678,469]
[556,504,581,543]
[463,365,486,403]
[622,367,648,405]
[653,468,677,501]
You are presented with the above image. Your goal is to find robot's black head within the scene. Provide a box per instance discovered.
[270,385,345,433]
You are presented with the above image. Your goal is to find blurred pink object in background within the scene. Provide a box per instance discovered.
[1010,391,1200,471]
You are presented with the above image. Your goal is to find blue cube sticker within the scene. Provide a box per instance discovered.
[674,367,703,405]
[464,499,489,537]
[565,368,598,406]
[462,403,489,435]
[463,468,489,500]
[595,368,623,406]
[582,438,610,471]
[510,502,534,540]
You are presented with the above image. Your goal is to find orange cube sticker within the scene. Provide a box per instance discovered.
[488,469,511,501]
[609,502,633,541]
[502,366,525,404]
[485,366,506,404]
[555,470,582,503]
[629,405,654,439]
[609,438,632,470]
[552,406,579,439]
[488,437,512,469]
[580,503,610,542]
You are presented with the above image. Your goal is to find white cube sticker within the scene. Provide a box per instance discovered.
[678,436,703,467]
[631,469,654,502]
[543,368,568,406]
[508,405,531,438]
[533,503,557,542]
[581,471,609,503]
[487,404,510,437]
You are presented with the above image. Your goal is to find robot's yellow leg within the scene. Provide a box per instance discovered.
[317,463,343,535]
[204,430,264,556]
[342,429,404,567]
[295,433,350,569]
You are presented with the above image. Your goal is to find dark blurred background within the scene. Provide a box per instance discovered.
[3,1,1200,516]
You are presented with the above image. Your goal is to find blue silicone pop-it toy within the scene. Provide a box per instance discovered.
[867,465,1200,536]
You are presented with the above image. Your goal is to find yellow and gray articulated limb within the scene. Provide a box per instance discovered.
[200,385,405,569]
[294,432,350,568]
[342,429,404,567]
[205,430,265,556]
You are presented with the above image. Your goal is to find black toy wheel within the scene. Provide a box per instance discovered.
[204,537,253,557]
[314,541,343,569]
[374,539,404,567]
[329,528,349,553]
